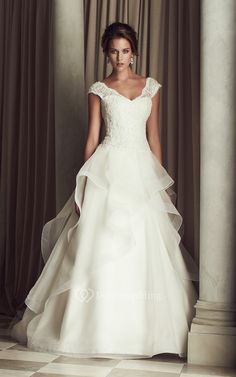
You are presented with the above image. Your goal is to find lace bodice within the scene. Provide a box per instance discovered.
[88,77,162,150]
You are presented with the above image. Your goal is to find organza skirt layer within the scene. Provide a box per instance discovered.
[10,142,198,359]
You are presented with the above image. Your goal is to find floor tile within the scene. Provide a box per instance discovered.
[8,343,35,352]
[181,364,236,377]
[0,368,34,376]
[116,359,184,373]
[0,359,46,372]
[32,373,89,377]
[54,354,120,367]
[0,349,58,363]
[107,368,179,377]
[0,340,17,350]
[38,362,113,376]
[1,335,236,377]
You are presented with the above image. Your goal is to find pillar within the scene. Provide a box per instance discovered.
[187,0,236,367]
[53,0,86,211]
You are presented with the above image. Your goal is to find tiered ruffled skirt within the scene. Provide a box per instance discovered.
[10,142,198,359]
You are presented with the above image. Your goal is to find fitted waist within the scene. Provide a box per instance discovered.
[101,135,150,151]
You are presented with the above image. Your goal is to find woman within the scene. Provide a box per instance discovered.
[10,22,198,359]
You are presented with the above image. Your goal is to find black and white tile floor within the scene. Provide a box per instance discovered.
[0,329,236,377]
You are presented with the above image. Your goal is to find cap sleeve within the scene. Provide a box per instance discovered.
[148,77,162,98]
[88,82,105,100]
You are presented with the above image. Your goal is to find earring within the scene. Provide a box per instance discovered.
[130,56,134,65]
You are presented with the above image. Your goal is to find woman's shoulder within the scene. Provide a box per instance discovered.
[99,74,146,85]
[136,75,162,89]
[88,80,101,90]
[146,76,162,97]
[88,80,106,99]
[147,76,161,84]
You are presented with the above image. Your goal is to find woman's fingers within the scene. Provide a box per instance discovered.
[74,201,80,216]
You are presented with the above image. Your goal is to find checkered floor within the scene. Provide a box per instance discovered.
[0,329,236,377]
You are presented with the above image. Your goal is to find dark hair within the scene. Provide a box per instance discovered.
[101,22,139,58]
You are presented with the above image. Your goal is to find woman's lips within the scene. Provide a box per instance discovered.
[117,63,124,66]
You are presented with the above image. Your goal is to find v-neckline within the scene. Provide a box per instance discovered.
[99,77,150,102]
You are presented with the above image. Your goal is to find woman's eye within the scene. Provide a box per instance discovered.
[110,50,129,54]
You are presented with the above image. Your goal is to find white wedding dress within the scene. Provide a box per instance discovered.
[10,76,199,359]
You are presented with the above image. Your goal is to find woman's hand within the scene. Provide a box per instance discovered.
[75,201,80,216]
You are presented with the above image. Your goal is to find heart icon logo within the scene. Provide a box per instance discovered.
[77,288,95,303]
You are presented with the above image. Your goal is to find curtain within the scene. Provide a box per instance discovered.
[84,0,200,267]
[0,0,55,320]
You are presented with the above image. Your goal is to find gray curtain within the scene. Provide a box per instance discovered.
[0,0,55,319]
[84,0,200,267]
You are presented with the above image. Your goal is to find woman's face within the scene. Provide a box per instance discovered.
[107,37,133,71]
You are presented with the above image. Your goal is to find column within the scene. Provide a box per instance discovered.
[53,0,86,211]
[187,0,236,367]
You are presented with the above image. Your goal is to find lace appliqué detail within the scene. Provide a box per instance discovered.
[87,77,162,151]
[146,77,162,98]
[88,77,162,100]
[88,82,108,100]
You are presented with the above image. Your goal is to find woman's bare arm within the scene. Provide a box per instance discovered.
[75,92,103,215]
[84,93,103,162]
[146,90,162,164]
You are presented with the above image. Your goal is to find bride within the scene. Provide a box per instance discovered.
[10,21,199,359]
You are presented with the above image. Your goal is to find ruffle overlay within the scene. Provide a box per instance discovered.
[10,142,199,358]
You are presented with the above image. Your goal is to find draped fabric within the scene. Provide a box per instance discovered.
[0,0,200,320]
[0,0,55,320]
